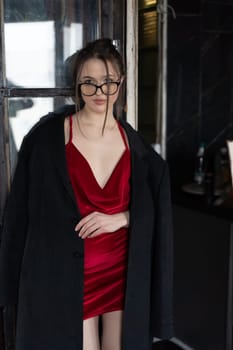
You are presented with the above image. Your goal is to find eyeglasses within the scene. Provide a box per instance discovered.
[78,81,121,96]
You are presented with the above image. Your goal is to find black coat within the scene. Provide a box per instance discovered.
[0,105,173,350]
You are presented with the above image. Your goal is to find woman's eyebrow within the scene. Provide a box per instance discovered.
[80,75,95,80]
[80,74,116,80]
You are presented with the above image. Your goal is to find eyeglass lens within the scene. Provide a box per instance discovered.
[80,82,119,96]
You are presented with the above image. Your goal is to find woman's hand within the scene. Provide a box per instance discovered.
[75,211,129,239]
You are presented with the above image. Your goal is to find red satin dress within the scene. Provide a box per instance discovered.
[65,116,131,320]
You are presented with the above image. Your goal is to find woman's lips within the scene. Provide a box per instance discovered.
[93,99,106,105]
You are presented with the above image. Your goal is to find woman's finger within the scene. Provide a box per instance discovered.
[79,221,100,238]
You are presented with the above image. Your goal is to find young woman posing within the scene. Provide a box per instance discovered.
[65,41,130,350]
[0,39,173,350]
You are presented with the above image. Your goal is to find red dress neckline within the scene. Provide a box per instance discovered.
[66,115,130,191]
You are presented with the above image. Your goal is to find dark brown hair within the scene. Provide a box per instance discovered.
[72,38,125,130]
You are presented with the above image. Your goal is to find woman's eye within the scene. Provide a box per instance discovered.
[104,79,113,83]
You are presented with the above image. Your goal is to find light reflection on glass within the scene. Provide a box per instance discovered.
[145,0,157,6]
[5,22,55,88]
[9,97,54,149]
[139,0,157,7]
[5,22,83,88]
[64,23,83,61]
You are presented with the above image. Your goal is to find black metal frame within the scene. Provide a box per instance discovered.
[0,88,74,98]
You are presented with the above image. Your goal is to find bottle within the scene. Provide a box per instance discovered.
[204,172,214,206]
[214,146,231,195]
[219,146,230,187]
[194,142,205,185]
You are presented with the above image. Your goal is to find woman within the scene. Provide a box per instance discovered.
[0,39,173,350]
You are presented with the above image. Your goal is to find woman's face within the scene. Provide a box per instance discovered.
[78,58,122,115]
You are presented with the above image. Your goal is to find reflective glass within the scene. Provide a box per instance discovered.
[139,0,157,8]
[4,0,99,88]
[79,82,121,96]
[8,97,69,151]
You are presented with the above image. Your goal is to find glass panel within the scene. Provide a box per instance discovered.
[138,1,159,144]
[4,0,99,88]
[139,9,158,48]
[8,96,72,170]
[139,0,157,9]
[8,96,66,150]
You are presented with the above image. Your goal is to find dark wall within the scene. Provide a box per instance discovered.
[166,4,233,349]
[172,205,231,350]
[167,0,233,190]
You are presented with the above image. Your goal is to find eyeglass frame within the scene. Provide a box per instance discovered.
[78,81,121,96]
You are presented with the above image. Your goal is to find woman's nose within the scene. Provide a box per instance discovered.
[95,86,103,96]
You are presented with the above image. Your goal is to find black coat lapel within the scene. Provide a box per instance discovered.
[119,119,150,222]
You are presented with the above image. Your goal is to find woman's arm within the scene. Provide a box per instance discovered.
[75,211,129,239]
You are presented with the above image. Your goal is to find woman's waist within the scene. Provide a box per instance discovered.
[79,203,129,217]
[84,227,128,262]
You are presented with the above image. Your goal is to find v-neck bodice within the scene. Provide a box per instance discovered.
[69,143,128,191]
[65,116,131,215]
[65,115,131,320]
[66,140,130,214]
[66,115,130,191]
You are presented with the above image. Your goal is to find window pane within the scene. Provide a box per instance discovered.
[4,0,99,88]
[8,96,68,151]
[138,1,158,144]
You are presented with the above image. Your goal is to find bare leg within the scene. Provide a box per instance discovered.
[83,316,100,350]
[101,310,123,350]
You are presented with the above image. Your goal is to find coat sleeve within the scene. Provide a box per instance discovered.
[148,152,174,340]
[0,136,30,306]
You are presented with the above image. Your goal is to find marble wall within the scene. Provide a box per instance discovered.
[167,0,233,189]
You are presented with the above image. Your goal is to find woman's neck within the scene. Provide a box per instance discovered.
[77,108,116,129]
